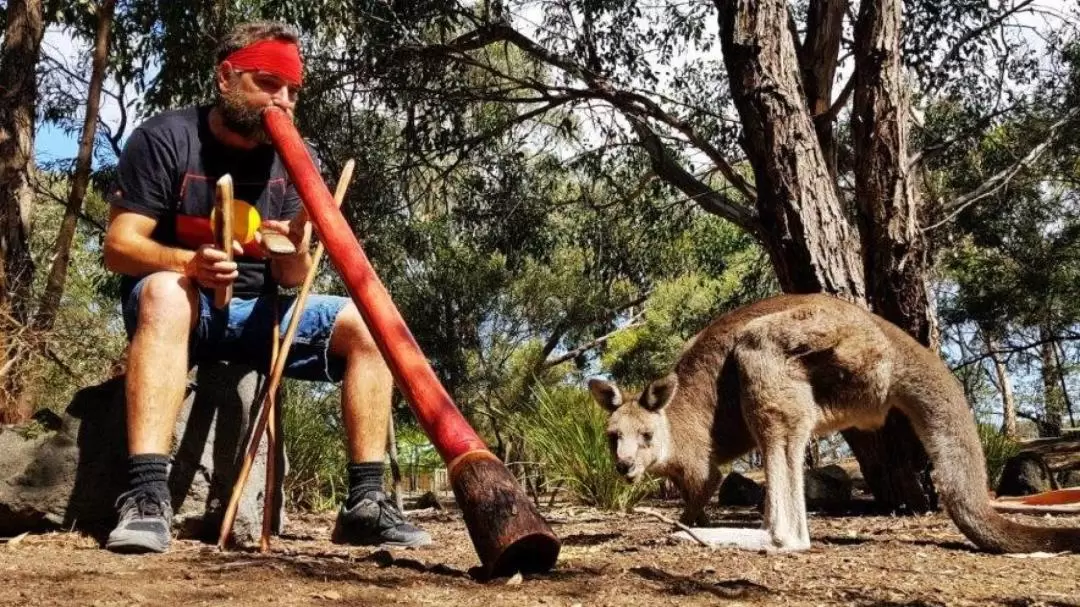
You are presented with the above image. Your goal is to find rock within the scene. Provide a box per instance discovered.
[996,452,1056,497]
[804,464,853,510]
[0,362,285,543]
[1057,469,1080,488]
[716,471,763,507]
[413,490,444,510]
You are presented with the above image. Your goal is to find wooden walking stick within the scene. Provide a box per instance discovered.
[213,175,234,308]
[263,107,560,578]
[259,294,282,553]
[217,159,356,549]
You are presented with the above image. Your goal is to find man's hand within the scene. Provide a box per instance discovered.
[260,210,311,257]
[187,241,243,288]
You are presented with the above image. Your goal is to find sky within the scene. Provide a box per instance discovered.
[34,1,1075,165]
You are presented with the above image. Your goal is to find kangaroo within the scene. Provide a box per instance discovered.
[589,293,1080,553]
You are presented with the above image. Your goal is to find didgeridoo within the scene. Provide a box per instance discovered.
[262,107,559,578]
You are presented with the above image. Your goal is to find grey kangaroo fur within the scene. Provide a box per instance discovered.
[589,293,1080,553]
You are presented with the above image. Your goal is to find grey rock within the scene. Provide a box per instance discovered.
[0,362,285,544]
[716,471,763,507]
[996,451,1056,497]
[804,464,853,510]
[1057,469,1080,488]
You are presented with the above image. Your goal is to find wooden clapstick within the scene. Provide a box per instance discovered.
[258,229,297,256]
[214,175,234,308]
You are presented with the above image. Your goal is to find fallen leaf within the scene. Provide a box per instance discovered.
[506,573,523,586]
[5,532,29,547]
[1005,551,1066,559]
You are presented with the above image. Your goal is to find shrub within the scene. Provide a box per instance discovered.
[977,423,1021,488]
[522,384,655,510]
[281,381,347,511]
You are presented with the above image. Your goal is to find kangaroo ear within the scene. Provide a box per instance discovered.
[588,378,623,412]
[642,373,678,412]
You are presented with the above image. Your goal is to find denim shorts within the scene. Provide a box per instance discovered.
[122,277,349,382]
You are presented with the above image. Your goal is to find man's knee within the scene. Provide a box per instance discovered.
[135,272,198,331]
[331,303,385,362]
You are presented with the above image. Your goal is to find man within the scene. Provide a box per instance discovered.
[102,21,430,553]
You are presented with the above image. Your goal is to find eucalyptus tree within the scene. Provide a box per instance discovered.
[0,0,45,423]
[318,0,1080,510]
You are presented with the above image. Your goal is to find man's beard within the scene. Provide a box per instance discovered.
[218,88,270,145]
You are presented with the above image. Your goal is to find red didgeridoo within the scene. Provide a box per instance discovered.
[263,108,559,578]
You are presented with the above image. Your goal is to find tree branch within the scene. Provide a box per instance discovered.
[543,320,645,369]
[629,116,760,235]
[924,107,1079,232]
[931,0,1037,82]
[415,23,759,207]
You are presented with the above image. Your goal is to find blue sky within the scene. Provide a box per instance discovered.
[36,123,79,163]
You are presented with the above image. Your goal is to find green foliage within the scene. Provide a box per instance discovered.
[522,384,655,511]
[280,381,346,511]
[976,423,1021,489]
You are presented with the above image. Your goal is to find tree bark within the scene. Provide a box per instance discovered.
[852,0,933,346]
[847,0,937,511]
[0,0,45,424]
[716,0,865,301]
[718,0,937,511]
[799,0,848,177]
[34,0,117,333]
[1040,326,1065,437]
[982,330,1019,439]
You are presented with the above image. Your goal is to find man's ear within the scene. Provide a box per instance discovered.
[641,373,678,412]
[216,60,234,92]
[588,378,623,412]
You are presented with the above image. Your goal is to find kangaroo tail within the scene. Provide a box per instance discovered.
[894,341,1080,553]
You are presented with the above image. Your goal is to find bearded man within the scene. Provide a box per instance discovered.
[102,21,430,553]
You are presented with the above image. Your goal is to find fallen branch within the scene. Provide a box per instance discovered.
[633,507,712,549]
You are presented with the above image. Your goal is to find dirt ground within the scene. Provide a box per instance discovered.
[1,503,1078,607]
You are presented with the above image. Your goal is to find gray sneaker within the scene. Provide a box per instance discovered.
[331,490,432,548]
[105,489,173,554]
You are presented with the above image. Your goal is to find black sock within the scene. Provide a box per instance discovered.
[128,453,170,502]
[346,462,384,507]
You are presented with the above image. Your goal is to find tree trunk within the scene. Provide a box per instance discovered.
[1052,341,1076,430]
[34,0,117,333]
[983,330,1019,439]
[716,0,865,300]
[799,0,848,177]
[0,0,45,424]
[718,0,937,512]
[1040,326,1065,437]
[852,0,933,346]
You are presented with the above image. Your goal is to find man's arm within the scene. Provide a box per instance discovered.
[104,206,196,277]
[104,206,241,288]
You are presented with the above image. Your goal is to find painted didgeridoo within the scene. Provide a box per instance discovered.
[262,107,560,578]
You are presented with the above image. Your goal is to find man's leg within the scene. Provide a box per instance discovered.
[324,302,431,547]
[107,272,200,554]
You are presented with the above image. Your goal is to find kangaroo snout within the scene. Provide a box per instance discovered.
[615,460,633,475]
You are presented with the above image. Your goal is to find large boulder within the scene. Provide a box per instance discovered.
[0,362,284,543]
[996,451,1056,497]
[716,471,764,507]
[804,464,853,511]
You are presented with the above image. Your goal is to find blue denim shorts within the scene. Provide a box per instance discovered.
[122,277,349,382]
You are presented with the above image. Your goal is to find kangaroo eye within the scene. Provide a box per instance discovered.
[642,432,653,443]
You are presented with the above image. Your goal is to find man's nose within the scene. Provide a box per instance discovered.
[270,86,296,111]
[615,460,632,475]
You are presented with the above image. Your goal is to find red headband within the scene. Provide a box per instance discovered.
[223,38,303,87]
